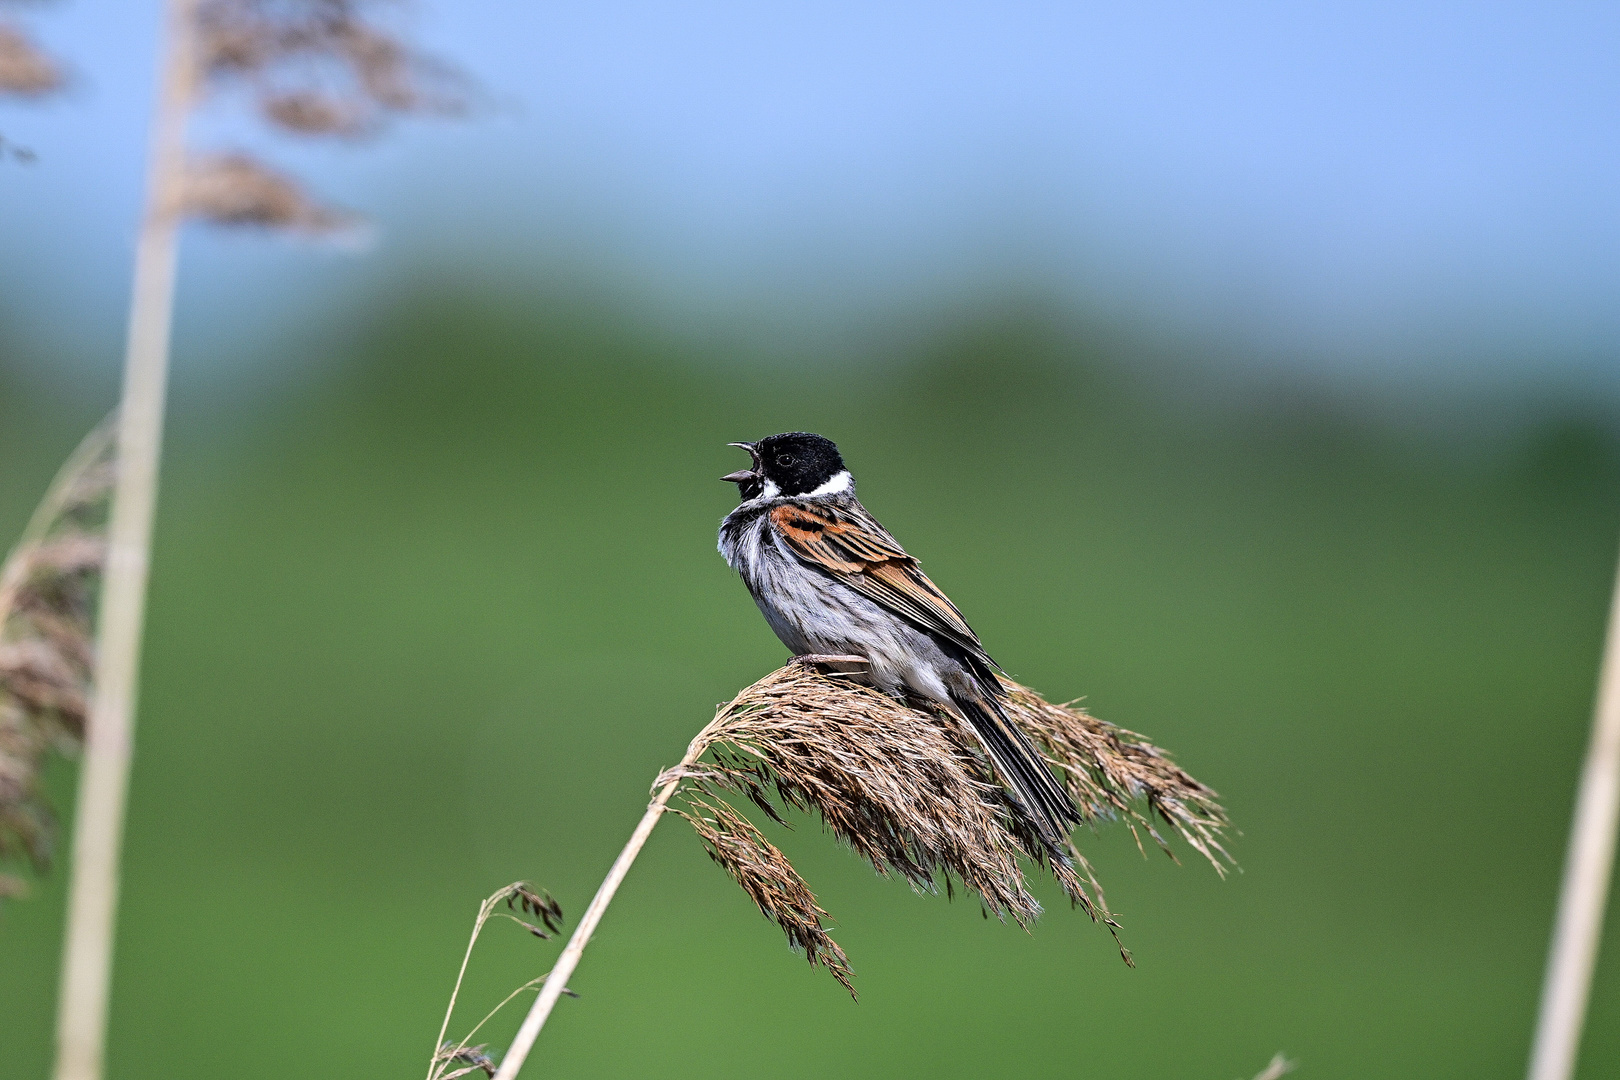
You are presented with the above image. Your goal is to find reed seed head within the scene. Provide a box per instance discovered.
[661,660,1231,994]
[180,2,472,235]
[197,0,471,138]
[0,420,114,882]
[183,152,354,231]
[0,22,63,98]
[434,1042,497,1080]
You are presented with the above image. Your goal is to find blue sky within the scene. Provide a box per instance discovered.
[1,0,1616,389]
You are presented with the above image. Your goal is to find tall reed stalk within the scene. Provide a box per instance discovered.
[1527,544,1620,1080]
[51,4,464,1075]
[52,4,197,1078]
[488,746,701,1080]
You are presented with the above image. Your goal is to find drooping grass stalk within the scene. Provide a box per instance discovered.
[51,3,198,1078]
[1527,545,1620,1080]
[427,882,564,1080]
[489,745,702,1080]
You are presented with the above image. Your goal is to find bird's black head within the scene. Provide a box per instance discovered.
[722,432,851,501]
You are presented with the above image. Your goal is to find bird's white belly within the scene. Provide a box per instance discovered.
[721,511,955,703]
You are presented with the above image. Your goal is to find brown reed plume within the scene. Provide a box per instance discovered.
[480,656,1230,1080]
[661,661,1230,992]
[183,151,355,230]
[0,2,67,162]
[0,419,115,900]
[0,21,61,97]
[198,0,470,138]
[183,0,473,228]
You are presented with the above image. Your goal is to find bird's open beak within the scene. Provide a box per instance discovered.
[721,442,760,484]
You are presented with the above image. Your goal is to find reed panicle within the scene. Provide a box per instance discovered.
[198,0,470,138]
[679,791,855,991]
[0,419,115,895]
[180,0,473,230]
[1,2,67,162]
[0,20,62,98]
[183,151,355,231]
[661,659,1231,993]
[1002,681,1231,871]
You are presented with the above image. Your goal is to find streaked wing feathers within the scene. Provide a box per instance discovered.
[769,501,992,665]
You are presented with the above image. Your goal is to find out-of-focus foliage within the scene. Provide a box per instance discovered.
[0,284,1616,1079]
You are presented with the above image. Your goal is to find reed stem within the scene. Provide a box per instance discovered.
[52,3,197,1078]
[1527,542,1620,1080]
[490,746,701,1080]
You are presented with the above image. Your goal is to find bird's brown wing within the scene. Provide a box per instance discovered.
[769,500,995,669]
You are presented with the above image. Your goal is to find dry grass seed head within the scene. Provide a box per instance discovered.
[185,3,471,235]
[0,420,114,875]
[1001,681,1232,871]
[678,791,854,994]
[184,152,354,231]
[426,881,572,1080]
[197,0,470,137]
[664,662,1232,990]
[433,1042,496,1080]
[0,22,63,97]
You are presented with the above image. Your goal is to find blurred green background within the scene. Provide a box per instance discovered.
[2,283,1617,1079]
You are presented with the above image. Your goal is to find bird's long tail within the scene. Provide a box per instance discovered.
[951,687,1081,856]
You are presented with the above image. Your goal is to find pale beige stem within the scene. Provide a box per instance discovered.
[52,4,198,1079]
[491,744,707,1080]
[1528,545,1620,1080]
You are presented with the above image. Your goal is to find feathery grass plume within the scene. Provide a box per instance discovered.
[1,3,67,162]
[661,660,1231,993]
[479,658,1230,1080]
[0,21,61,97]
[1002,680,1231,870]
[425,882,569,1080]
[198,0,471,137]
[0,419,115,892]
[169,0,472,232]
[183,151,355,231]
[185,0,474,227]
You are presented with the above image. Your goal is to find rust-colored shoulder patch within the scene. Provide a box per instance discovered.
[768,499,987,660]
[771,503,866,574]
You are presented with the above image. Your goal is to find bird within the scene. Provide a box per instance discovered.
[717,431,1081,853]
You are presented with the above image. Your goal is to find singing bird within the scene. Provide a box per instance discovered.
[718,432,1080,851]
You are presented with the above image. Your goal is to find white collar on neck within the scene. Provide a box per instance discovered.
[804,470,853,497]
[737,470,852,510]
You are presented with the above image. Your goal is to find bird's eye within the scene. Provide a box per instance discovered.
[778,454,795,466]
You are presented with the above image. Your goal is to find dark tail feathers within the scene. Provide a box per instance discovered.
[951,688,1081,854]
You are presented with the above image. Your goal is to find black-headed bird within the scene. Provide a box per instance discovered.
[718,431,1080,853]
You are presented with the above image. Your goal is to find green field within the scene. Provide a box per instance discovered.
[2,285,1617,1079]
